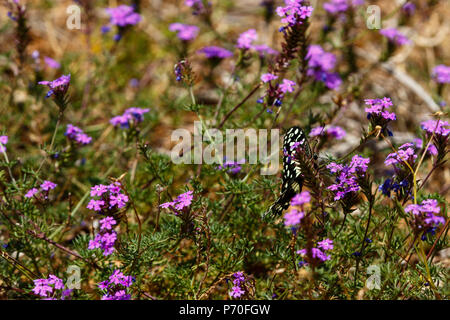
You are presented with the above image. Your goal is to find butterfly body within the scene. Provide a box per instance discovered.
[264,126,310,218]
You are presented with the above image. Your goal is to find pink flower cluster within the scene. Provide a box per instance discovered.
[0,135,8,153]
[25,180,57,199]
[384,143,417,167]
[309,125,346,140]
[276,0,314,26]
[65,124,92,145]
[86,182,129,213]
[229,271,247,299]
[297,238,334,264]
[421,119,449,137]
[32,275,72,300]
[364,97,396,121]
[306,45,342,90]
[105,5,141,27]
[327,155,370,201]
[405,199,445,237]
[160,190,193,214]
[169,23,199,41]
[110,107,150,129]
[98,269,133,300]
[284,191,310,227]
[88,216,118,256]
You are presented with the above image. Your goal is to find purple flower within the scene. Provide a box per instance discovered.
[306,45,341,90]
[276,0,313,26]
[65,124,92,145]
[384,143,417,167]
[109,193,129,209]
[261,73,278,83]
[106,5,141,27]
[229,286,245,298]
[317,238,334,251]
[0,135,8,153]
[279,79,296,93]
[160,191,193,213]
[431,65,450,84]
[402,2,416,15]
[364,97,396,121]
[32,275,65,298]
[90,184,108,197]
[405,199,445,234]
[236,29,258,49]
[217,159,245,174]
[309,125,346,140]
[40,180,57,191]
[251,44,278,57]
[198,46,233,59]
[88,231,117,256]
[421,119,449,136]
[284,209,304,226]
[44,56,61,69]
[169,23,199,41]
[323,0,348,14]
[380,28,410,46]
[99,270,133,300]
[25,188,39,199]
[290,191,311,206]
[110,107,150,128]
[87,199,105,211]
[38,74,71,98]
[327,155,369,201]
[99,217,117,231]
[412,138,438,156]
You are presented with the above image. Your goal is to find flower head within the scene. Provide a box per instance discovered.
[106,5,141,27]
[380,28,410,46]
[198,46,233,59]
[169,23,199,41]
[236,29,258,49]
[38,74,71,98]
[431,65,450,84]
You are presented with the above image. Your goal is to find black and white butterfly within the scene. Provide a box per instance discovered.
[264,126,311,219]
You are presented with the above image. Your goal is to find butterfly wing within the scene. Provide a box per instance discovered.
[264,126,308,219]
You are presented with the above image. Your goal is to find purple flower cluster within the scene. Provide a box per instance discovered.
[431,65,450,84]
[236,29,258,49]
[98,269,133,300]
[38,74,71,98]
[198,46,233,59]
[384,143,417,167]
[32,275,71,300]
[259,74,296,111]
[0,135,8,153]
[217,159,245,174]
[88,216,118,256]
[25,180,57,199]
[110,107,150,129]
[44,56,60,69]
[421,119,449,137]
[185,0,206,15]
[105,5,141,27]
[229,271,247,299]
[405,199,445,239]
[297,238,334,265]
[380,28,410,46]
[364,97,396,121]
[160,191,193,214]
[276,0,314,26]
[309,125,346,140]
[169,23,199,41]
[86,182,129,212]
[327,155,370,201]
[65,124,92,145]
[413,138,438,156]
[323,0,363,14]
[306,45,342,90]
[284,191,310,227]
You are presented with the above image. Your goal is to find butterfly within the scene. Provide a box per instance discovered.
[263,126,311,219]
